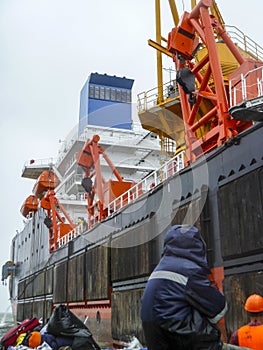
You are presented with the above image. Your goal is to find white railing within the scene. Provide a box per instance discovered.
[23,158,55,168]
[225,25,263,62]
[56,191,86,201]
[57,222,85,248]
[107,151,185,215]
[229,66,263,107]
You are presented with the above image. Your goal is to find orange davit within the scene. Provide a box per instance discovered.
[20,195,39,217]
[33,170,59,198]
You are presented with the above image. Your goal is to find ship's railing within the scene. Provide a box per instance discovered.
[23,158,55,168]
[137,80,180,112]
[57,191,86,201]
[107,150,185,216]
[229,66,263,107]
[57,222,85,248]
[225,25,263,62]
[81,129,143,145]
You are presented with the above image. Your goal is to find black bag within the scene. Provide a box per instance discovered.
[47,304,81,336]
[47,304,101,350]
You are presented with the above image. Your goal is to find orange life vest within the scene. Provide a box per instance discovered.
[238,324,263,350]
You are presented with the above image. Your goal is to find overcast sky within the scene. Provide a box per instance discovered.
[0,0,261,313]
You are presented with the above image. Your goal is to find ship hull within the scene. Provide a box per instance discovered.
[9,123,263,345]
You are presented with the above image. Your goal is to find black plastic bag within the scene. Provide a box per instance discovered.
[46,304,101,350]
[47,304,81,336]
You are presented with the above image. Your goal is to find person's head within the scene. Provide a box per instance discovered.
[163,225,209,271]
[244,294,263,322]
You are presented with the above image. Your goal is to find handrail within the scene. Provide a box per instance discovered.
[57,222,84,248]
[225,25,263,62]
[107,151,185,216]
[137,79,180,112]
[229,66,263,106]
[23,158,55,168]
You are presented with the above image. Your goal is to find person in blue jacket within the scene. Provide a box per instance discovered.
[141,225,227,350]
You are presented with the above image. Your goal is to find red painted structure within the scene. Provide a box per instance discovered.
[167,0,254,163]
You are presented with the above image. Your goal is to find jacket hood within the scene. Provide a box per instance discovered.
[163,225,209,271]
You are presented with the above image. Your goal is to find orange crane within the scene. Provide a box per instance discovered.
[33,170,76,253]
[77,135,136,228]
[40,189,76,253]
[141,0,262,164]
[166,0,257,163]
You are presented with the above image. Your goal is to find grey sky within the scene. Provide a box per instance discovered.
[0,0,261,313]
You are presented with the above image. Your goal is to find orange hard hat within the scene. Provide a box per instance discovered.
[244,294,263,313]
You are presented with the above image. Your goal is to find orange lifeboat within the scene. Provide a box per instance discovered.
[58,222,73,239]
[20,195,39,217]
[33,170,59,198]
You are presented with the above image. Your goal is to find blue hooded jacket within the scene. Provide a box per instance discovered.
[141,225,226,325]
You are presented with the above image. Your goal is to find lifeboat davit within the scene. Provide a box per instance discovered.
[33,170,59,198]
[20,195,39,217]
